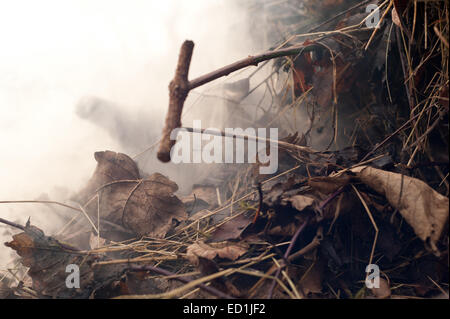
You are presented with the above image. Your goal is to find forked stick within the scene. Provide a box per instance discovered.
[157,40,317,162]
[157,40,194,162]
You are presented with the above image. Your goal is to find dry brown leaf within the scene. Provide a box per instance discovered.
[4,223,99,298]
[73,150,140,204]
[392,7,401,27]
[96,173,187,237]
[298,261,323,295]
[186,241,248,266]
[89,232,107,250]
[209,213,253,242]
[289,195,315,211]
[75,151,187,238]
[352,166,449,252]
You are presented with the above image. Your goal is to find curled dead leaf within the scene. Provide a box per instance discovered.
[351,166,449,253]
[74,151,187,238]
[73,151,140,205]
[97,173,187,237]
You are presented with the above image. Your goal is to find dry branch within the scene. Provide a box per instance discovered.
[157,40,318,162]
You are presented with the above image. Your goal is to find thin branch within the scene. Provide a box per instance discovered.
[157,40,318,162]
[0,217,25,231]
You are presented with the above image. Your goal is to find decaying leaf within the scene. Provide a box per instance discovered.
[195,256,242,297]
[4,223,100,298]
[209,213,253,242]
[186,241,248,266]
[289,195,315,211]
[74,151,187,238]
[95,173,187,237]
[391,7,402,27]
[352,166,449,252]
[294,259,324,296]
[73,151,140,205]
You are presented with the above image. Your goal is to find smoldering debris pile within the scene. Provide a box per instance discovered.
[1,0,448,299]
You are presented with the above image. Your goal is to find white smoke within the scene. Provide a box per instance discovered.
[0,0,258,269]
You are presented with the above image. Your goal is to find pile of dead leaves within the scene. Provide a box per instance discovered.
[1,0,449,299]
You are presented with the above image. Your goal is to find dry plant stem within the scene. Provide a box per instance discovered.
[175,164,303,236]
[264,187,339,298]
[364,0,393,50]
[181,126,320,154]
[248,227,322,298]
[0,199,133,235]
[359,105,432,163]
[319,187,345,211]
[308,0,372,32]
[267,217,309,299]
[127,265,235,299]
[0,217,25,231]
[188,45,317,90]
[252,183,263,224]
[0,200,82,212]
[157,40,318,162]
[351,185,379,271]
[0,216,82,253]
[116,268,235,299]
[434,25,449,48]
[396,27,415,112]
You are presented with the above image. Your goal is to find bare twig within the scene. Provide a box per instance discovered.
[0,217,25,231]
[157,40,318,162]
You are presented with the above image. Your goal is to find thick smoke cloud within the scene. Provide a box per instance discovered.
[0,0,258,268]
